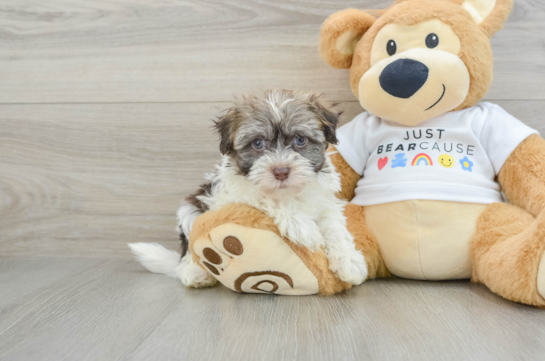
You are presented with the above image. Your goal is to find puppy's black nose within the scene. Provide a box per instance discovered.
[273,167,290,181]
[379,59,429,99]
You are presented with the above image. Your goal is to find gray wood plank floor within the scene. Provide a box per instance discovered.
[1,257,545,361]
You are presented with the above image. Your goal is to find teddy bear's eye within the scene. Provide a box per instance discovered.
[386,40,397,56]
[426,33,439,48]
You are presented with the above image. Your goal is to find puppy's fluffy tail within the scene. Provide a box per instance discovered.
[128,243,180,278]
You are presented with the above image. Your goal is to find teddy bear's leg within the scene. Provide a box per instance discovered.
[470,202,545,307]
[189,203,352,295]
[345,203,391,279]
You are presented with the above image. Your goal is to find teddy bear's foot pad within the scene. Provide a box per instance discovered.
[192,223,320,295]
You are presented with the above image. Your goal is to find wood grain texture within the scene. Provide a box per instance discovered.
[0,0,544,103]
[0,258,544,361]
[0,101,362,258]
[2,101,544,258]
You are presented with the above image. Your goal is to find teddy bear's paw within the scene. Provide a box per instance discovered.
[177,257,218,288]
[328,250,368,285]
[538,251,545,300]
[191,223,320,295]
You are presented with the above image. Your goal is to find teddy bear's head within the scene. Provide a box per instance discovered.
[320,0,513,126]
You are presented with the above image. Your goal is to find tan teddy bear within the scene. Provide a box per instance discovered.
[188,0,545,308]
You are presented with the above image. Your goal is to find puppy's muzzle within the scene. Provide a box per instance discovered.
[273,167,290,181]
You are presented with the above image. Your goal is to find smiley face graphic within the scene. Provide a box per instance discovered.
[438,154,454,168]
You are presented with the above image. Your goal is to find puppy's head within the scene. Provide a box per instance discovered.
[214,89,341,195]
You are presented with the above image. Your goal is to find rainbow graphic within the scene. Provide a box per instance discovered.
[412,153,433,166]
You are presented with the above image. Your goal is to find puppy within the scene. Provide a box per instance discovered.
[130,90,368,288]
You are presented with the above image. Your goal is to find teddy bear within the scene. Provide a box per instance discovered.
[187,0,545,308]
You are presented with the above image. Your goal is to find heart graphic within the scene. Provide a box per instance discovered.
[378,157,388,170]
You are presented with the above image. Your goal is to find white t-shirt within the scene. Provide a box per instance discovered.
[335,102,538,206]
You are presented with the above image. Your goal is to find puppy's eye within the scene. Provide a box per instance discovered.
[252,138,265,150]
[294,135,307,147]
[386,40,397,56]
[426,33,439,48]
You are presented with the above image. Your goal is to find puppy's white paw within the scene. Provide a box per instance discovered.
[328,251,368,285]
[177,258,217,288]
[176,202,201,237]
[279,217,324,250]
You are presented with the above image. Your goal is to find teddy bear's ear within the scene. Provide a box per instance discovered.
[319,9,376,69]
[461,0,513,37]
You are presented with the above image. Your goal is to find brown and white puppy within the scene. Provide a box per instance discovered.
[130,90,368,288]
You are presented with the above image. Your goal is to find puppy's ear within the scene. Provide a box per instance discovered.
[320,9,376,69]
[460,0,513,37]
[308,94,342,145]
[214,110,236,155]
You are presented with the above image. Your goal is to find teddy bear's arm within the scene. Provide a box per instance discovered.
[498,134,545,217]
[328,145,361,200]
[326,145,390,280]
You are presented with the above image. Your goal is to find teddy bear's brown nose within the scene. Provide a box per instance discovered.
[379,59,429,99]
